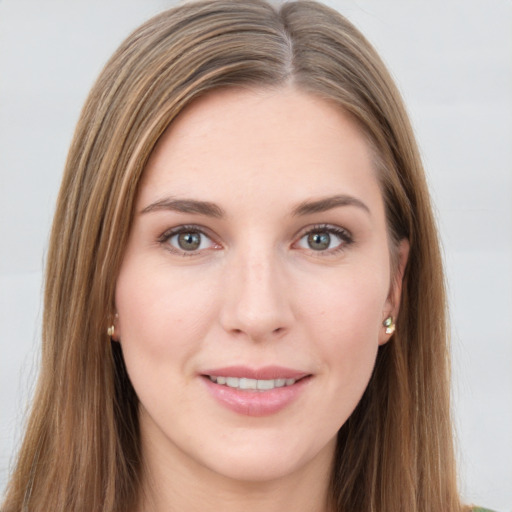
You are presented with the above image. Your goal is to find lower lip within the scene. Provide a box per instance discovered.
[202,376,311,417]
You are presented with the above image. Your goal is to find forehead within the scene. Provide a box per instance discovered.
[138,86,383,215]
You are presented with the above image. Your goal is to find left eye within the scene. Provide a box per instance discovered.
[296,228,350,252]
[164,229,217,253]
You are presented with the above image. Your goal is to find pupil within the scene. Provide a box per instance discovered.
[308,232,330,250]
[178,232,200,250]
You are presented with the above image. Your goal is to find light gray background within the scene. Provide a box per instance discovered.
[1,1,511,510]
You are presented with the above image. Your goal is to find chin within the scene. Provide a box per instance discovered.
[205,454,310,484]
[193,430,337,485]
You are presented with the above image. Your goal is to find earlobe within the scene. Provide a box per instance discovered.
[108,312,120,342]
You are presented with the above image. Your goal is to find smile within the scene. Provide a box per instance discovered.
[207,376,298,390]
[201,367,311,416]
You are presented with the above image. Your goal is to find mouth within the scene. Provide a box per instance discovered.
[200,366,311,416]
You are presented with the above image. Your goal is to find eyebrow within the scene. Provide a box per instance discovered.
[140,198,225,218]
[292,194,371,216]
[140,193,370,218]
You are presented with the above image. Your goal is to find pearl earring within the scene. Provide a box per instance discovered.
[383,316,395,335]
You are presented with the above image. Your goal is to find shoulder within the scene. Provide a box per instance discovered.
[472,508,497,512]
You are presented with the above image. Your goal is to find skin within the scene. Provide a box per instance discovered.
[114,86,408,512]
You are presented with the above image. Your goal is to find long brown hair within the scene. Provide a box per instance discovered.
[2,1,467,511]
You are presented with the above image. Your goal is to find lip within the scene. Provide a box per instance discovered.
[200,366,311,417]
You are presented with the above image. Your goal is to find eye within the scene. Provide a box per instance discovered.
[159,226,219,254]
[295,225,352,253]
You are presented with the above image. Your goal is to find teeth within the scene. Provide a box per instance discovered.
[239,378,257,390]
[208,375,298,390]
[226,377,238,388]
[257,379,274,390]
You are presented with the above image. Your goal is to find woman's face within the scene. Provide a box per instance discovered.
[115,87,406,484]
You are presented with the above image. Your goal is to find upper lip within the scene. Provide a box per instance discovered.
[200,365,310,380]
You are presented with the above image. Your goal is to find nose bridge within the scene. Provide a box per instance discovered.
[220,241,293,340]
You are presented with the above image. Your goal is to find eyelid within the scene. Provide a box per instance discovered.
[158,224,222,255]
[293,223,354,253]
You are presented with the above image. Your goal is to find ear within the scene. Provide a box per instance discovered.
[379,238,410,346]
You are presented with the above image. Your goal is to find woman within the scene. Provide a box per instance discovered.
[0,1,491,511]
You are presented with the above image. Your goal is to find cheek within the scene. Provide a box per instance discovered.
[301,263,388,337]
[298,264,388,381]
[311,277,386,427]
[114,261,224,427]
[115,259,219,368]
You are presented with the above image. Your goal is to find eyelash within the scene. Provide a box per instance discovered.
[157,223,354,256]
[295,224,354,255]
[158,224,219,256]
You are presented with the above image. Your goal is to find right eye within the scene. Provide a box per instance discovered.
[159,226,220,255]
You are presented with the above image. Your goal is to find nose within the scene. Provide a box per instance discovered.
[219,246,294,342]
